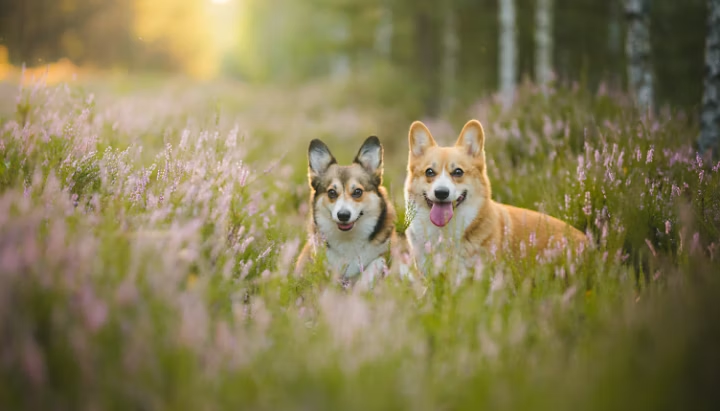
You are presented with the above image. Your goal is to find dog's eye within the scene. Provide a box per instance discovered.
[451,168,464,177]
[352,188,363,198]
[425,168,436,177]
[328,189,338,199]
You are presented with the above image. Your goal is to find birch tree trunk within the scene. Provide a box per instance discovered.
[625,0,653,113]
[534,0,553,88]
[374,2,392,59]
[699,0,720,158]
[330,23,350,81]
[441,1,459,115]
[499,0,517,108]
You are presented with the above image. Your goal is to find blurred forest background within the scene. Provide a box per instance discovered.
[0,0,709,117]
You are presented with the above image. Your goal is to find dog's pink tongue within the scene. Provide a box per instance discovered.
[430,202,453,227]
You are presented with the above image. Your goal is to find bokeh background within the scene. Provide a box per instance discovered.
[1,2,720,410]
[0,0,708,111]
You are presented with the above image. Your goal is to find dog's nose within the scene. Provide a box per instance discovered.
[434,187,450,200]
[337,210,351,222]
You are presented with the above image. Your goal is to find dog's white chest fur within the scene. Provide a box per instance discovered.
[326,239,387,278]
[317,208,388,278]
[405,198,479,270]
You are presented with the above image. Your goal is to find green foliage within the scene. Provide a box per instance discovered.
[0,78,719,411]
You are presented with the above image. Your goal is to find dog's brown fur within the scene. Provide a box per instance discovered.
[404,120,587,266]
[295,137,396,281]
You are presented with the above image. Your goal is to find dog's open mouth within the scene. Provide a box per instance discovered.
[337,222,355,231]
[424,190,467,227]
[337,211,362,232]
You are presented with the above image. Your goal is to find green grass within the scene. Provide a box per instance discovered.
[0,77,719,411]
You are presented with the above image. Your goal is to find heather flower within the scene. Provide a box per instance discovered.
[21,337,46,388]
[562,285,577,305]
[646,146,654,163]
[582,192,592,216]
[576,157,586,185]
[691,232,702,255]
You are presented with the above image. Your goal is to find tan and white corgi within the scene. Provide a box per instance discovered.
[404,120,587,270]
[296,136,396,285]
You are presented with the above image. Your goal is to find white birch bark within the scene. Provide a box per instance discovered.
[330,23,350,81]
[625,0,653,113]
[441,2,459,114]
[699,0,720,158]
[499,0,517,108]
[374,3,393,58]
[535,0,553,88]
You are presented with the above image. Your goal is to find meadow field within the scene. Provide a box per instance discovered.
[1,75,719,410]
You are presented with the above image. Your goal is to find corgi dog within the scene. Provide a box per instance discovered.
[296,136,396,284]
[404,119,587,270]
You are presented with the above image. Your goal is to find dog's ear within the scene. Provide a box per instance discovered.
[308,139,336,176]
[455,120,485,157]
[409,121,436,157]
[354,136,383,184]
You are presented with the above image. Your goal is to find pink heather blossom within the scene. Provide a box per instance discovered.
[582,192,592,216]
[691,232,702,255]
[21,337,46,388]
[576,162,586,185]
[562,285,577,305]
[240,260,253,279]
[646,146,654,163]
[257,245,273,261]
[277,238,301,274]
[115,277,139,306]
[645,239,657,257]
[79,285,109,332]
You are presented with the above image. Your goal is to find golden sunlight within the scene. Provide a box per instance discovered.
[211,0,231,4]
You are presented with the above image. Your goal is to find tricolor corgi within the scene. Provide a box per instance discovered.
[296,136,396,285]
[404,120,587,270]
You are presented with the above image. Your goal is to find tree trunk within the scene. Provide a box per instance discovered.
[608,0,623,90]
[415,8,441,117]
[330,22,350,81]
[374,2,392,58]
[625,0,653,113]
[534,0,553,88]
[441,1,459,115]
[499,0,517,108]
[699,0,720,159]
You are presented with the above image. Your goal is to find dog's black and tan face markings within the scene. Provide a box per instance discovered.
[306,137,392,240]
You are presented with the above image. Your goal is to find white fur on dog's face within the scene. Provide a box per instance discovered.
[307,136,392,278]
[405,120,489,208]
[424,169,465,203]
[319,177,377,224]
[403,120,491,262]
[314,178,384,239]
[308,136,386,238]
